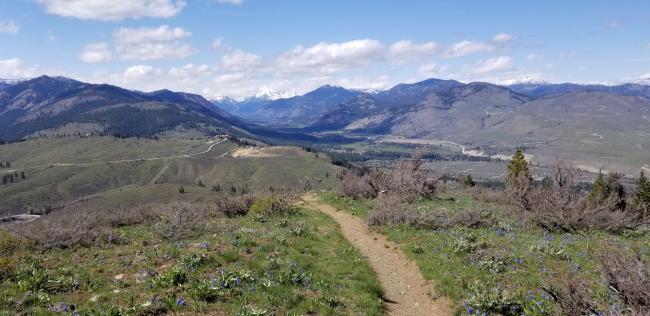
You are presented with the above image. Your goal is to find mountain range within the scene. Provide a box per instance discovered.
[2,75,649,173]
[0,76,246,141]
[212,78,649,173]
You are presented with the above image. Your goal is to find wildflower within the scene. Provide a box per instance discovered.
[200,242,209,249]
[176,297,186,307]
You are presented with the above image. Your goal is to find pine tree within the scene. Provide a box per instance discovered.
[507,149,531,182]
[178,186,185,194]
[635,171,650,205]
[505,149,533,211]
[588,170,607,202]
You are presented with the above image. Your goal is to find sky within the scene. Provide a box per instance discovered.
[1,0,650,99]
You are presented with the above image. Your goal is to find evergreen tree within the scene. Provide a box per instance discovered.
[505,149,533,211]
[507,149,531,182]
[588,170,607,202]
[635,171,650,205]
[178,186,185,194]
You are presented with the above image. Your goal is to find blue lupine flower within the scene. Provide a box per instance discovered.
[176,297,186,306]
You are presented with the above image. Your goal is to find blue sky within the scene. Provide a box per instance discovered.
[1,0,649,98]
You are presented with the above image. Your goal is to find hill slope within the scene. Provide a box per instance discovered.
[0,76,246,141]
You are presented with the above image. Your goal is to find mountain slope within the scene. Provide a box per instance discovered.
[0,76,245,141]
[508,82,650,99]
[212,85,362,126]
[308,78,650,173]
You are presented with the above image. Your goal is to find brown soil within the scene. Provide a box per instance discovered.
[300,193,455,316]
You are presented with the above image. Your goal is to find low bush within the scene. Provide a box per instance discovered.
[249,195,298,217]
[543,271,599,315]
[507,160,648,233]
[598,243,650,314]
[14,211,105,250]
[339,150,441,201]
[338,169,378,199]
[366,194,496,230]
[155,202,211,240]
[216,195,255,218]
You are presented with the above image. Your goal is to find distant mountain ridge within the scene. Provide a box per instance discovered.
[211,85,362,126]
[0,76,245,141]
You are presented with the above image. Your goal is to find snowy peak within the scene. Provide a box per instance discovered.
[254,87,297,100]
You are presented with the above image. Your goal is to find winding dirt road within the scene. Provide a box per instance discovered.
[301,194,454,316]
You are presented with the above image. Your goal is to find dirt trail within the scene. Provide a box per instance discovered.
[300,194,454,316]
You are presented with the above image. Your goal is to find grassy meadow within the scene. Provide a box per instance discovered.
[319,190,650,315]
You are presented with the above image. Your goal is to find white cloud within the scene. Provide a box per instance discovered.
[220,49,261,72]
[444,40,494,58]
[113,25,190,44]
[0,21,20,34]
[526,53,539,61]
[113,25,195,61]
[470,56,513,74]
[80,42,113,63]
[0,58,39,78]
[211,37,223,49]
[276,39,384,74]
[492,33,512,43]
[169,64,215,78]
[123,65,162,79]
[216,0,243,4]
[418,63,449,78]
[38,0,186,21]
[388,40,439,63]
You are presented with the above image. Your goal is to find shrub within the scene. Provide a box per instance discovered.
[216,195,255,218]
[366,194,496,230]
[543,271,599,315]
[464,278,520,315]
[13,211,105,250]
[366,194,425,228]
[338,169,378,199]
[460,174,476,188]
[155,202,210,240]
[598,243,650,313]
[338,150,441,201]
[525,161,647,233]
[249,195,298,217]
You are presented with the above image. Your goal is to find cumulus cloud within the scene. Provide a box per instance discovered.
[276,39,384,74]
[418,63,449,78]
[113,25,195,61]
[219,49,261,72]
[123,65,162,79]
[0,58,39,78]
[0,21,20,34]
[492,33,512,43]
[37,0,186,21]
[470,56,513,74]
[388,40,439,63]
[80,42,113,63]
[444,40,494,58]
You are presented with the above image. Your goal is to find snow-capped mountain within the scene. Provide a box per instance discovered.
[254,87,297,100]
